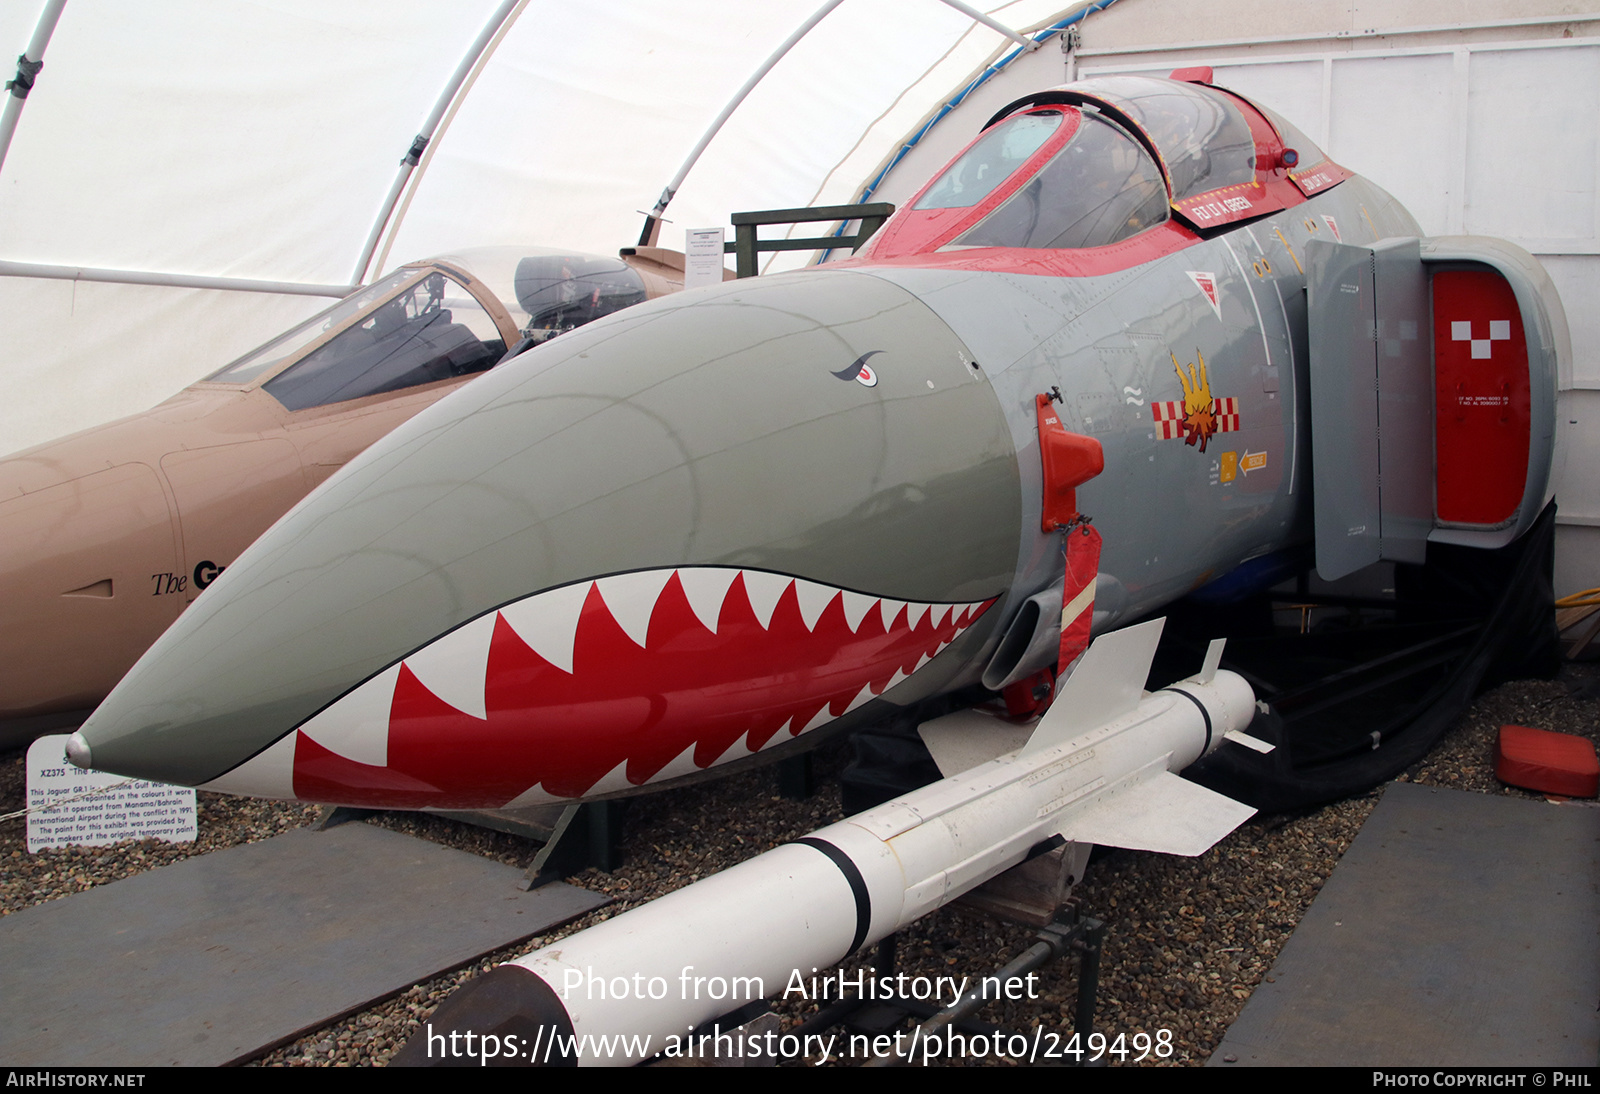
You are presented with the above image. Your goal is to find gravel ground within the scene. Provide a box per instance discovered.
[4,661,1597,1067]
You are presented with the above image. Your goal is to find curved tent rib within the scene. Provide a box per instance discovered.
[0,1,1110,297]
[639,0,848,247]
[0,0,65,180]
[937,0,1041,50]
[0,1,1107,458]
[856,0,1120,207]
[812,0,1122,264]
[367,0,530,284]
[353,0,527,286]
[636,0,1042,247]
[1,1,531,302]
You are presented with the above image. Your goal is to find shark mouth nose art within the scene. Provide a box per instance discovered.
[209,567,995,809]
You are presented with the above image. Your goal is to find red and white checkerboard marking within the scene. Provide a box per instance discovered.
[1153,400,1184,439]
[1214,397,1239,431]
[1451,318,1511,360]
[1152,397,1240,440]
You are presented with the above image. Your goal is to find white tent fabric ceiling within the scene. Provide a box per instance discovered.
[0,0,1096,456]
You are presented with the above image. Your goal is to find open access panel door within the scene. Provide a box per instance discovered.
[1307,236,1567,580]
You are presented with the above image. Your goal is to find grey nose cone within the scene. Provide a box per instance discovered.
[76,269,1021,788]
[65,731,92,770]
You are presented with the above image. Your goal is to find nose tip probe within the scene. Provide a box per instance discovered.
[65,731,92,770]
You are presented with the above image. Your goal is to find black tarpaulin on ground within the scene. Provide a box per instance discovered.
[1185,501,1560,813]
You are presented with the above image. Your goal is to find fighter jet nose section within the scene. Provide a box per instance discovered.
[77,269,1023,806]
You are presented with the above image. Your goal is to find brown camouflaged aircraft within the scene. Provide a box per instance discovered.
[0,245,705,743]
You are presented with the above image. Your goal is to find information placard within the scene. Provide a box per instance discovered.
[26,734,197,852]
[684,227,726,289]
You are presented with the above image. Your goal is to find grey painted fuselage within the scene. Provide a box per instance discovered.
[71,176,1422,801]
[877,174,1423,658]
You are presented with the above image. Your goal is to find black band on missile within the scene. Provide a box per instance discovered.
[1162,686,1212,752]
[793,837,871,955]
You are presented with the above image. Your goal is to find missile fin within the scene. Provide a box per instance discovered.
[1055,768,1255,856]
[917,708,1032,776]
[1022,617,1166,757]
[1196,638,1226,684]
[1223,728,1276,753]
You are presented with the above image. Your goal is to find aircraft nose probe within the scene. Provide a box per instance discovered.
[65,732,90,769]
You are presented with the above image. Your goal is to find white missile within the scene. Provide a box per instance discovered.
[397,618,1263,1067]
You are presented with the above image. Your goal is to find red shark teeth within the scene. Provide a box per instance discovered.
[287,567,995,809]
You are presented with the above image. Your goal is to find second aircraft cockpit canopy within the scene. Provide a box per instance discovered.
[864,74,1347,262]
[198,248,652,412]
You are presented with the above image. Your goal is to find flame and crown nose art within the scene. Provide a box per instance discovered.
[239,567,992,808]
[1173,350,1216,450]
[1152,350,1239,453]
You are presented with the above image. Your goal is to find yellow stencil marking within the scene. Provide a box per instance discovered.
[1360,204,1380,240]
[1274,228,1302,274]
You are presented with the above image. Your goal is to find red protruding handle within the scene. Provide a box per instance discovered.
[1036,393,1105,533]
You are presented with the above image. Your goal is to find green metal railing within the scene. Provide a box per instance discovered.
[726,202,895,278]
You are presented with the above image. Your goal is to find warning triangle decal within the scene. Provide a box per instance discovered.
[1187,271,1222,320]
